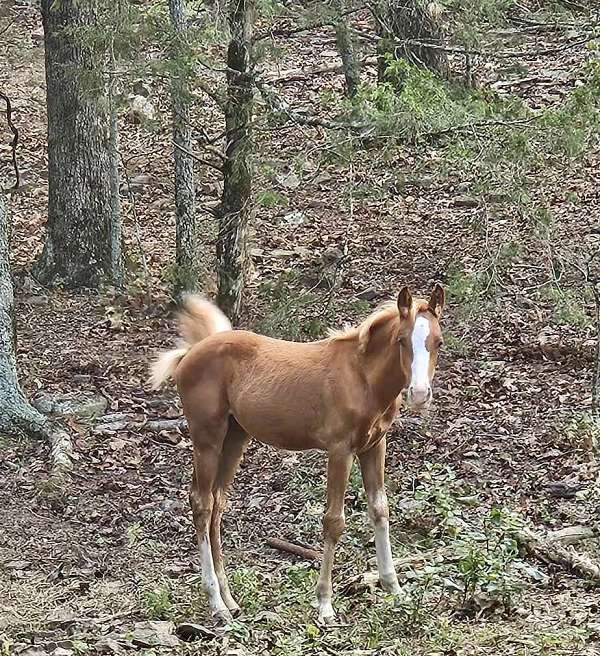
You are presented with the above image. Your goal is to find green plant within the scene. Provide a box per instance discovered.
[127,522,143,545]
[231,568,263,612]
[256,271,320,340]
[144,585,172,619]
[257,190,289,208]
[565,413,600,452]
[543,286,590,327]
[447,265,483,306]
[0,634,13,656]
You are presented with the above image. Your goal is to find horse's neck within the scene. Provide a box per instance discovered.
[361,317,407,410]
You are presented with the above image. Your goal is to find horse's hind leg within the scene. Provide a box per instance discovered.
[210,419,249,614]
[189,416,231,621]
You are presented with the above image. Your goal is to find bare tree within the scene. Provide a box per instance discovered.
[216,0,255,322]
[34,0,121,288]
[372,0,449,81]
[169,0,199,299]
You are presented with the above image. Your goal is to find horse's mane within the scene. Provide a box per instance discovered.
[327,298,430,348]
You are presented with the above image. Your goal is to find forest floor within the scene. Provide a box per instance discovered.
[1,1,599,655]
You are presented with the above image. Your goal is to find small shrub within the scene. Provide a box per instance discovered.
[447,265,483,306]
[565,413,600,453]
[144,585,172,619]
[543,286,590,328]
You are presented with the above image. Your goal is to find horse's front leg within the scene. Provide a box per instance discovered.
[358,436,400,594]
[315,449,353,623]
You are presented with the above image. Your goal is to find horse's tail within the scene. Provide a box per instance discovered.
[149,296,232,390]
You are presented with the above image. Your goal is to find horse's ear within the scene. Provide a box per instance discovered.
[397,286,413,319]
[428,283,445,318]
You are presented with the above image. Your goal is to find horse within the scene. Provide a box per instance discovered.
[150,284,445,623]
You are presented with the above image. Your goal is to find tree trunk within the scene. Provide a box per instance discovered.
[216,0,255,323]
[334,0,360,98]
[373,0,449,81]
[169,0,199,299]
[34,0,121,288]
[108,6,123,289]
[0,193,48,440]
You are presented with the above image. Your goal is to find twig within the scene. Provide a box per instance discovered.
[0,18,16,37]
[173,142,224,173]
[118,151,149,277]
[586,248,600,417]
[254,75,366,132]
[421,116,538,140]
[0,90,20,190]
[266,537,321,560]
[265,56,377,85]
[255,4,365,41]
[357,29,595,60]
[320,160,355,317]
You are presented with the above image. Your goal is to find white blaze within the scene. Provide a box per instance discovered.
[410,315,431,390]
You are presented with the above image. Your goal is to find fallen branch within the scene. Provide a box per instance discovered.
[255,4,366,42]
[265,56,377,84]
[346,524,600,594]
[357,28,595,60]
[421,116,538,141]
[548,525,600,546]
[94,416,188,435]
[345,549,453,593]
[50,426,74,477]
[254,76,367,132]
[145,418,187,432]
[266,537,321,561]
[514,526,600,582]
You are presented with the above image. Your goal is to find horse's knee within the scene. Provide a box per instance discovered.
[323,510,345,543]
[189,486,213,529]
[369,491,390,526]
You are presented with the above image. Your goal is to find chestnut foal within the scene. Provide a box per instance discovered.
[151,285,445,622]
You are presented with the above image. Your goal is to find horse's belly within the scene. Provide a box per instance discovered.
[231,402,326,451]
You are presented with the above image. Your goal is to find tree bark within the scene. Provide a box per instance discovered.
[169,0,199,299]
[34,0,121,288]
[108,6,123,289]
[373,0,449,81]
[334,0,360,97]
[216,0,255,323]
[0,193,48,440]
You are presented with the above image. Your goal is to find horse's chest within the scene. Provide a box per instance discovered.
[356,405,398,453]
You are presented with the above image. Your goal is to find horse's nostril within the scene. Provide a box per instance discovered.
[409,386,431,405]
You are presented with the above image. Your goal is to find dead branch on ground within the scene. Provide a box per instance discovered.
[266,537,321,561]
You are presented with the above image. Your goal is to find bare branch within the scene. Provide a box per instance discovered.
[0,90,20,190]
[173,141,224,173]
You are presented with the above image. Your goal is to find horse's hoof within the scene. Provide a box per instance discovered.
[226,601,242,617]
[380,574,401,595]
[317,601,336,625]
[212,607,233,624]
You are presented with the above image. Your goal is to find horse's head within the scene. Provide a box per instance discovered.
[397,284,445,411]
